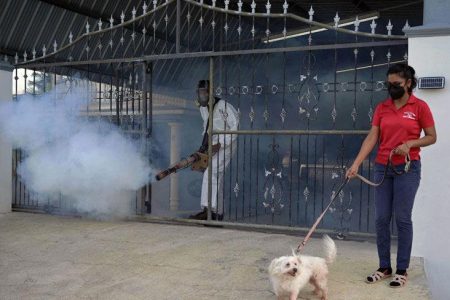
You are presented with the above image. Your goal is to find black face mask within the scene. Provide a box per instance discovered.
[388,83,406,100]
[197,88,209,107]
[197,94,208,107]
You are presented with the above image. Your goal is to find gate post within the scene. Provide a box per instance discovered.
[168,122,181,211]
[0,58,13,213]
[207,57,214,221]
[139,61,153,214]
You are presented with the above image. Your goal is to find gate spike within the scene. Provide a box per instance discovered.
[110,15,114,27]
[212,0,216,7]
[265,0,271,15]
[132,7,137,19]
[15,53,18,64]
[308,6,314,21]
[23,51,27,62]
[234,182,240,197]
[283,0,288,15]
[42,45,46,57]
[98,19,103,30]
[334,12,340,28]
[351,107,357,122]
[331,106,337,122]
[153,0,157,10]
[251,0,256,14]
[53,40,58,53]
[32,48,36,60]
[354,16,360,32]
[69,31,73,43]
[238,0,243,13]
[370,19,377,34]
[121,11,125,23]
[386,20,393,36]
[249,107,255,122]
[280,108,287,123]
[402,20,410,33]
[143,2,148,14]
[224,0,229,11]
[368,107,373,121]
[86,22,90,34]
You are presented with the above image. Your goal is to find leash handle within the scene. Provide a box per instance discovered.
[389,149,411,175]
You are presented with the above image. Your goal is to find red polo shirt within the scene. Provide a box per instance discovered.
[372,94,434,165]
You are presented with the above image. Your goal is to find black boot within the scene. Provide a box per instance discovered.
[188,208,207,220]
[211,212,223,221]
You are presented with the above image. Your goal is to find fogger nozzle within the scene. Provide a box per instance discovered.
[155,153,200,181]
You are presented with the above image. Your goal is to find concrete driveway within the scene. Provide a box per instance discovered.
[0,212,429,299]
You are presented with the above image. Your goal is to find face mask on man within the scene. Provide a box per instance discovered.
[387,83,406,100]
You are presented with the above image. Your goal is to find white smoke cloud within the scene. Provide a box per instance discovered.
[0,81,153,218]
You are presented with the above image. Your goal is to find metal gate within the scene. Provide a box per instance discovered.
[13,0,409,237]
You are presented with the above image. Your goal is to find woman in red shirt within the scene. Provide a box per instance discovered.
[346,63,437,288]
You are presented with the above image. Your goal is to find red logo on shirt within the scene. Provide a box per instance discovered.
[403,111,416,120]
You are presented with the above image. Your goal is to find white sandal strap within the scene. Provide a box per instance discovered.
[369,271,389,281]
[392,274,407,284]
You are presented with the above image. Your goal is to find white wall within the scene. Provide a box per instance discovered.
[410,35,450,300]
[0,62,13,213]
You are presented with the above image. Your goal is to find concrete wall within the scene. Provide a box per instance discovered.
[0,61,13,213]
[409,35,450,300]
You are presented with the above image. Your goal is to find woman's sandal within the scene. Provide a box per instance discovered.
[389,273,408,288]
[365,270,392,284]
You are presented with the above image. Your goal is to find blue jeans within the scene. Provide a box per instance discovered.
[374,160,421,270]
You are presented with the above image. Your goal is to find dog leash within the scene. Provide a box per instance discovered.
[353,150,411,187]
[296,149,410,253]
[296,177,349,253]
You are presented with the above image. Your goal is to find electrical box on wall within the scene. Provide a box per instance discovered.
[418,77,445,89]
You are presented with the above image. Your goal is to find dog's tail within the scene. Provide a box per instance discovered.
[322,234,337,264]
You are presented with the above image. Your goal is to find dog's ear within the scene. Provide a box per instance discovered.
[269,257,284,275]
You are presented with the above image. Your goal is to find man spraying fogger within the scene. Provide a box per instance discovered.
[188,80,239,221]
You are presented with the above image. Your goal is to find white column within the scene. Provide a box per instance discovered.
[405,1,450,298]
[168,122,181,211]
[0,59,13,213]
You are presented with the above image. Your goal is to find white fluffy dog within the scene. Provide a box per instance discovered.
[268,235,337,300]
